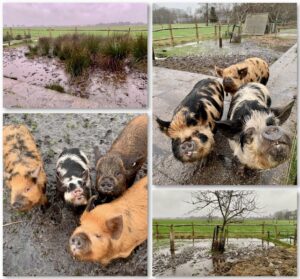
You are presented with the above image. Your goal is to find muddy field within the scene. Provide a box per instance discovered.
[154,37,296,75]
[3,47,147,108]
[3,114,148,276]
[153,238,296,276]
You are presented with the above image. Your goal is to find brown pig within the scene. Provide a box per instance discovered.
[3,124,47,211]
[69,176,148,266]
[94,114,147,202]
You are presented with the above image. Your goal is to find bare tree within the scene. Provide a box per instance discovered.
[189,190,259,252]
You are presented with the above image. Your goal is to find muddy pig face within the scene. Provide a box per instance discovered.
[70,210,123,265]
[96,155,127,198]
[157,117,214,163]
[217,100,295,169]
[57,170,90,206]
[215,65,248,94]
[7,166,45,211]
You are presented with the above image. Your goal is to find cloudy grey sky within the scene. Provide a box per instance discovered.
[3,3,147,27]
[153,189,297,218]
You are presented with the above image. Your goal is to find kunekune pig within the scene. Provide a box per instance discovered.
[69,176,148,266]
[94,114,147,202]
[215,57,269,95]
[217,83,295,170]
[56,148,92,207]
[156,78,224,165]
[3,124,47,211]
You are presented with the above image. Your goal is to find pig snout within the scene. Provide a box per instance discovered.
[99,177,115,193]
[12,195,28,210]
[72,188,84,197]
[70,233,90,255]
[180,141,195,157]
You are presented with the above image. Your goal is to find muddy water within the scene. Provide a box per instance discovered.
[3,47,147,108]
[153,238,274,276]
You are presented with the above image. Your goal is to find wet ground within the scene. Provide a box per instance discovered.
[153,238,296,276]
[154,37,296,75]
[3,114,147,276]
[3,47,147,108]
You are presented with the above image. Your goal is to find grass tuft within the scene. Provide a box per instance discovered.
[45,83,65,93]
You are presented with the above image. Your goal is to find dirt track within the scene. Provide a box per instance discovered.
[3,113,147,276]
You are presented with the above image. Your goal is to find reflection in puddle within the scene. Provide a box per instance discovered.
[153,238,274,276]
[3,47,147,108]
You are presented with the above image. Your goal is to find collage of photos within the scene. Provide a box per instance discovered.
[2,1,298,278]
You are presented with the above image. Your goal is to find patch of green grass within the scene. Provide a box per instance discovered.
[153,219,296,240]
[286,137,297,185]
[45,83,65,93]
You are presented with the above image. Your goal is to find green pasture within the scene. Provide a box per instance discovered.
[153,23,233,47]
[4,25,148,40]
[153,219,296,239]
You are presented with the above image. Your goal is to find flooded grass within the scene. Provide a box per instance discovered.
[153,238,297,276]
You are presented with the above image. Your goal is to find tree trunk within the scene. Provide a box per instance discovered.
[212,225,226,253]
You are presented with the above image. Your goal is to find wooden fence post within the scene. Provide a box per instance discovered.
[155,223,159,241]
[107,28,110,37]
[218,24,222,48]
[275,225,278,239]
[294,227,297,246]
[170,224,175,255]
[192,222,195,246]
[127,27,131,38]
[168,23,174,47]
[262,222,265,238]
[214,25,217,38]
[195,22,199,44]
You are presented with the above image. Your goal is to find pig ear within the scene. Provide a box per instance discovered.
[106,215,123,240]
[84,195,98,213]
[216,120,243,139]
[31,166,41,183]
[82,169,89,181]
[271,98,295,125]
[238,67,248,78]
[156,117,171,136]
[215,66,224,77]
[94,146,102,164]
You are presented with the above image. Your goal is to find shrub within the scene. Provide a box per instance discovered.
[38,37,52,56]
[25,45,38,58]
[15,34,23,40]
[45,83,65,93]
[3,32,13,42]
[132,34,147,61]
[66,47,91,77]
[81,35,103,56]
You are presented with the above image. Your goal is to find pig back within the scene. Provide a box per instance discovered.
[110,115,147,162]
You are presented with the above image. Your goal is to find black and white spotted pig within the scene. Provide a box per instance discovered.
[217,83,295,170]
[56,148,92,207]
[156,78,224,165]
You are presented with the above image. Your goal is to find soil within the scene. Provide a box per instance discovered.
[153,238,296,276]
[3,113,148,276]
[3,47,147,108]
[154,38,296,75]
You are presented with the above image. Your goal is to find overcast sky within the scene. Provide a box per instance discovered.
[3,3,147,27]
[153,189,297,218]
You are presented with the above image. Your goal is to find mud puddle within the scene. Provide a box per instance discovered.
[3,114,147,276]
[3,47,147,108]
[153,238,274,276]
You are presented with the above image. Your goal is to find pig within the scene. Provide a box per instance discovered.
[156,78,224,165]
[216,83,295,170]
[3,124,47,211]
[94,114,147,203]
[69,176,148,266]
[215,57,269,95]
[56,148,92,208]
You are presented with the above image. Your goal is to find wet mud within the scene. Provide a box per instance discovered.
[153,238,296,276]
[3,47,147,108]
[3,113,147,276]
[154,39,294,75]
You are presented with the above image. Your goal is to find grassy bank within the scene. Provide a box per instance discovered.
[25,33,147,76]
[153,219,296,240]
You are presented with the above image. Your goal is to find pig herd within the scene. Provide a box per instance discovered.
[157,57,295,173]
[3,114,148,266]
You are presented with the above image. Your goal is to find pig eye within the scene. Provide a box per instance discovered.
[95,234,101,239]
[132,162,137,167]
[25,186,31,192]
[115,171,122,177]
